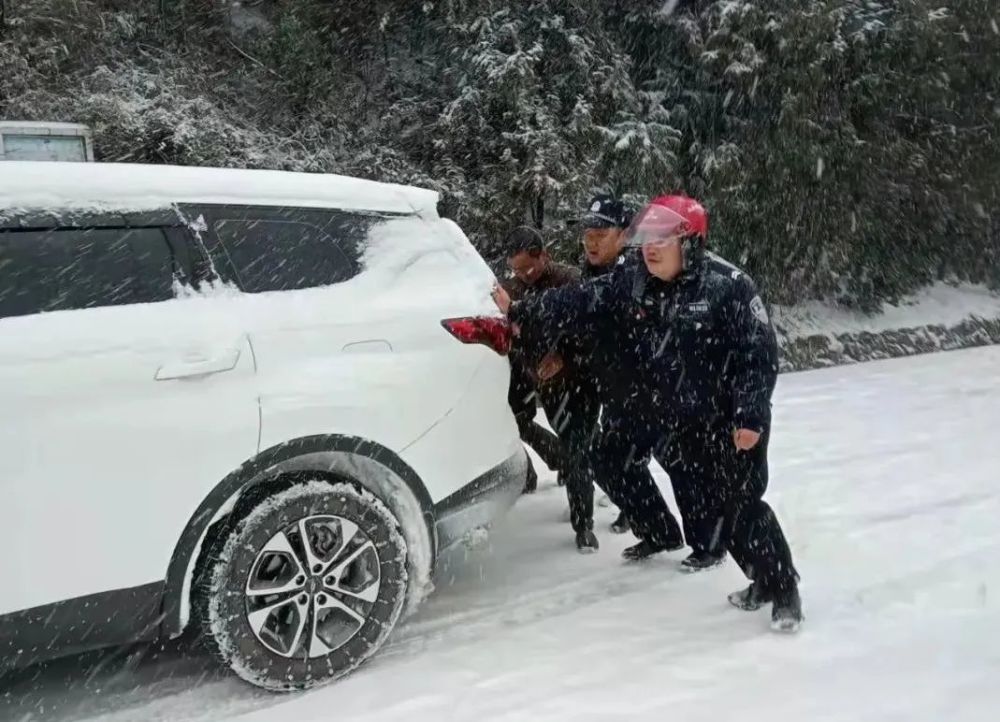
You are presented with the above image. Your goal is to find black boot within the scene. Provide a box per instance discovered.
[680,550,726,574]
[523,460,538,494]
[609,511,630,535]
[727,581,773,611]
[770,587,804,633]
[575,530,599,554]
[622,538,681,561]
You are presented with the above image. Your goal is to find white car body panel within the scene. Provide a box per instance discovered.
[399,348,523,510]
[248,216,519,503]
[0,299,259,614]
[0,163,522,623]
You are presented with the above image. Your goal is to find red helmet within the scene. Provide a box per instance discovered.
[623,194,709,248]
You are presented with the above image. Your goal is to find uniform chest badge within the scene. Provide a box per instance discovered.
[686,301,710,314]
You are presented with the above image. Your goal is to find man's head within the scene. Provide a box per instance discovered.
[578,195,630,268]
[640,236,684,281]
[505,226,549,285]
[625,194,708,282]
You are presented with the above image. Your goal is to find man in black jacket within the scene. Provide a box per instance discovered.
[566,194,726,566]
[572,194,636,535]
[500,226,577,495]
[503,225,610,552]
[494,195,803,633]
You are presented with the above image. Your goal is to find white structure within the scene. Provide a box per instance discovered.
[0,121,95,162]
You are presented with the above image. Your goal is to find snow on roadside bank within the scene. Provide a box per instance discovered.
[772,283,1000,371]
[772,283,1000,340]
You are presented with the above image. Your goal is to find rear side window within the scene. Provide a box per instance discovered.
[205,207,376,293]
[0,227,175,320]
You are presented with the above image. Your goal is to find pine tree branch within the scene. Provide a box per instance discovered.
[227,38,285,81]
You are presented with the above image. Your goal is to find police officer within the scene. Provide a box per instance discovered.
[571,195,726,568]
[495,195,804,633]
[572,194,634,534]
[578,194,632,279]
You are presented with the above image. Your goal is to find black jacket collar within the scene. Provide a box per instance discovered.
[631,256,704,305]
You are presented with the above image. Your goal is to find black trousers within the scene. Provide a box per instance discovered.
[654,441,726,556]
[537,380,601,534]
[508,359,566,475]
[587,424,684,548]
[657,421,798,595]
[604,448,725,552]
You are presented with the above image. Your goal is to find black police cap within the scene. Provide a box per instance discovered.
[575,194,631,230]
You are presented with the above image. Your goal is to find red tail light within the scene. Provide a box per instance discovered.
[441,316,512,356]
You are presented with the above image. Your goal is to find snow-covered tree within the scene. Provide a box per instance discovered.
[616,0,999,307]
[3,0,995,307]
[382,1,683,253]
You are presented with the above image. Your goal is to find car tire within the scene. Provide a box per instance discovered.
[195,478,408,691]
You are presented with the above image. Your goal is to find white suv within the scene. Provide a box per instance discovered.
[0,162,526,690]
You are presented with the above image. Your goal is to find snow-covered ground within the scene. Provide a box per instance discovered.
[771,282,1000,340]
[3,346,1000,722]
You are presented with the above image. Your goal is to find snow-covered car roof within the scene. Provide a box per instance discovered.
[0,162,439,216]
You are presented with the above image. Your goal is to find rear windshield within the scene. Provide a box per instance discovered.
[197,206,378,294]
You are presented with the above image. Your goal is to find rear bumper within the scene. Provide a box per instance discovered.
[431,447,528,554]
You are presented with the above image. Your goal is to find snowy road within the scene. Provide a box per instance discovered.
[3,347,1000,722]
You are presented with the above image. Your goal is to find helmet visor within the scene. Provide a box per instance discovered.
[623,205,691,249]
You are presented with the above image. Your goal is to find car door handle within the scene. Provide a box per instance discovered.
[155,349,241,381]
[341,340,393,353]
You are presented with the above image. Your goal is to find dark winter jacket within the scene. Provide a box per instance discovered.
[502,261,581,302]
[526,252,632,388]
[500,261,581,376]
[581,248,636,280]
[509,251,779,433]
[564,251,633,382]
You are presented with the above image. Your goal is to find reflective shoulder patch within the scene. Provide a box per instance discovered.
[706,251,742,279]
[749,295,769,324]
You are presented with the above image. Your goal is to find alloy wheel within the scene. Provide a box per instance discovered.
[244,514,381,659]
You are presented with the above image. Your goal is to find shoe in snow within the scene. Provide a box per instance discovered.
[622,538,680,561]
[664,537,685,553]
[597,494,612,508]
[523,464,538,495]
[770,589,803,633]
[727,582,773,611]
[576,530,599,554]
[680,550,726,574]
[609,512,630,535]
